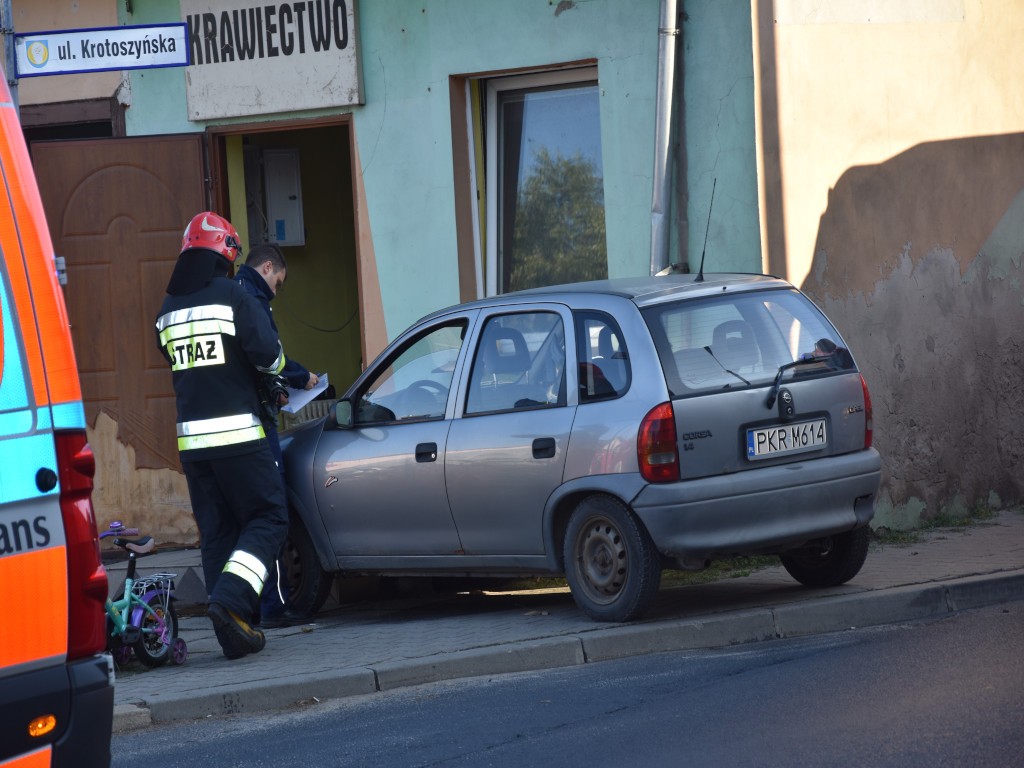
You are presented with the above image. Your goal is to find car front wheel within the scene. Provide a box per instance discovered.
[563,495,661,622]
[779,526,870,587]
[283,516,334,615]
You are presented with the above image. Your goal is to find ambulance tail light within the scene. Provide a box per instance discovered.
[56,429,108,660]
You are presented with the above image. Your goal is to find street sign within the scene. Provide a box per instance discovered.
[14,23,189,78]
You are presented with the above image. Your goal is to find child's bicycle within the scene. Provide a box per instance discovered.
[101,521,188,667]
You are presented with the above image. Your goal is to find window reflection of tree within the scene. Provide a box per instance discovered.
[505,149,608,292]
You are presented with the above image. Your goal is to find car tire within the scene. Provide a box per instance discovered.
[779,526,870,587]
[283,517,333,616]
[563,495,662,622]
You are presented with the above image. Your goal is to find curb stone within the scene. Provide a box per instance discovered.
[374,636,585,691]
[580,608,778,663]
[111,703,151,733]
[145,668,378,723]
[944,571,1024,611]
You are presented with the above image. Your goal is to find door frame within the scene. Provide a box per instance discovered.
[205,115,373,367]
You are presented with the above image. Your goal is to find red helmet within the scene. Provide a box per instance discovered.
[180,211,243,262]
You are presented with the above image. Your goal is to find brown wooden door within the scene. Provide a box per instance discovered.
[32,135,207,470]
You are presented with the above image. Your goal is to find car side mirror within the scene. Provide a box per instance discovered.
[329,399,353,429]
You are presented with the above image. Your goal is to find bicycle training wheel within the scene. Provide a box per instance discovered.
[131,594,178,668]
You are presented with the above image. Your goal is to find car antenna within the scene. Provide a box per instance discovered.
[695,178,716,283]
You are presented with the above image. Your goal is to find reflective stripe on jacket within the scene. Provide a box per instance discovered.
[176,413,266,452]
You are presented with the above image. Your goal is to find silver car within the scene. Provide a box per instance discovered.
[281,274,881,622]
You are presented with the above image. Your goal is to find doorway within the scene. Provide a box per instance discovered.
[213,121,363,405]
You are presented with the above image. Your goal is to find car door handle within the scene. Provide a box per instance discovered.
[532,437,556,459]
[415,442,438,463]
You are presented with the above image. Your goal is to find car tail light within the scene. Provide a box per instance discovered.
[56,430,108,660]
[638,402,680,483]
[859,374,873,449]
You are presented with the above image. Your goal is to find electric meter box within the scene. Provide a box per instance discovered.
[263,149,305,246]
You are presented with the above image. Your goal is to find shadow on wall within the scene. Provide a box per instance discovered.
[801,134,1024,529]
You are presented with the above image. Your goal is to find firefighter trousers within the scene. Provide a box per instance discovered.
[183,447,288,620]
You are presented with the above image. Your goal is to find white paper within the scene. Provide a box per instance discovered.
[281,373,329,414]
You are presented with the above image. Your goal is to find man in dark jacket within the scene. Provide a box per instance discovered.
[236,243,318,627]
[155,212,289,659]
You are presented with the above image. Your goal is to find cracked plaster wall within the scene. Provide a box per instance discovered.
[90,412,198,549]
[803,137,1024,528]
[762,0,1024,527]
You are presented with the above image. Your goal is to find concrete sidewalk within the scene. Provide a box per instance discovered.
[109,510,1024,732]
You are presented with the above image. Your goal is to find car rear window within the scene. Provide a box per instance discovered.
[641,288,855,398]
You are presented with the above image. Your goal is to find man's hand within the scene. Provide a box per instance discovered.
[304,372,320,390]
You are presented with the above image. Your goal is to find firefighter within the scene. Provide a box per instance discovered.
[155,212,289,660]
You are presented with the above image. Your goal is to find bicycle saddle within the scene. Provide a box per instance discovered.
[115,536,155,555]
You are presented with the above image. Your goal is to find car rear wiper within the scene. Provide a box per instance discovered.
[765,358,822,409]
[702,345,750,386]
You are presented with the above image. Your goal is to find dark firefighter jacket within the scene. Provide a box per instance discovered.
[235,263,311,390]
[155,273,286,462]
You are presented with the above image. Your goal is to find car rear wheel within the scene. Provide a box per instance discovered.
[283,517,334,615]
[779,526,870,587]
[563,495,661,622]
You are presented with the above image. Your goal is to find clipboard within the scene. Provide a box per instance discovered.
[281,373,329,413]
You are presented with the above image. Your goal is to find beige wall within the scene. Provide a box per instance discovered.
[12,0,121,104]
[756,0,1024,525]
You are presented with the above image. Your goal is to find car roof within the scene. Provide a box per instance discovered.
[419,273,794,324]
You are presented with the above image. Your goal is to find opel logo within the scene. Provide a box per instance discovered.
[778,387,795,419]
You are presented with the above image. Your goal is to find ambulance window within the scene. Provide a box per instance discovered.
[0,269,30,414]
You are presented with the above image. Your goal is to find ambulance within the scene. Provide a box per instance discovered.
[0,72,114,766]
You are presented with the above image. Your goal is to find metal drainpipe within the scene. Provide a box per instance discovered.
[649,0,679,276]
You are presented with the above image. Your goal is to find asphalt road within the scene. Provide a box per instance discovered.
[111,600,1023,767]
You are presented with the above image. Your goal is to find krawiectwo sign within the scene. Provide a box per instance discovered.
[14,23,189,77]
[181,0,363,121]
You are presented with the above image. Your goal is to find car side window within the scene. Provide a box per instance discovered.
[465,312,566,415]
[574,311,630,402]
[355,320,466,424]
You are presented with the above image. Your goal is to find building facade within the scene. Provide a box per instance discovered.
[8,0,1021,542]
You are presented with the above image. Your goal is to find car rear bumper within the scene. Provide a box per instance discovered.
[631,448,881,560]
[0,654,114,768]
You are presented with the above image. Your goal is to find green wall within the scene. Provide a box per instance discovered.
[118,1,198,136]
[350,0,662,334]
[682,1,761,273]
[119,1,761,338]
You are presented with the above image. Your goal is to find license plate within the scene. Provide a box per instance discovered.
[747,418,827,460]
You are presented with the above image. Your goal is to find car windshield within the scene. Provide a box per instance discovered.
[641,288,855,398]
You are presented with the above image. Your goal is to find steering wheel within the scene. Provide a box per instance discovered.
[396,379,450,418]
[407,379,448,396]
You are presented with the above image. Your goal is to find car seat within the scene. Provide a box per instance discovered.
[712,319,760,372]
